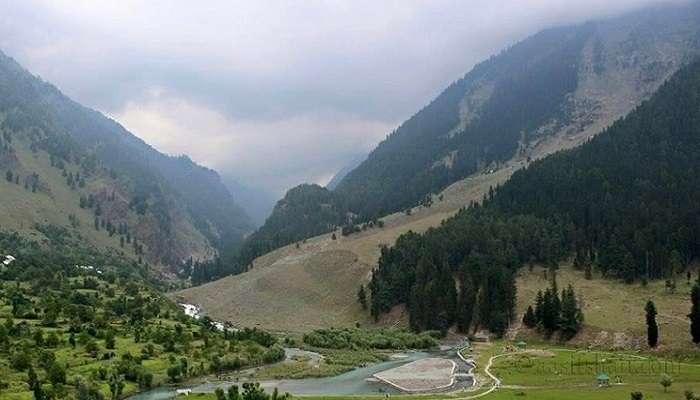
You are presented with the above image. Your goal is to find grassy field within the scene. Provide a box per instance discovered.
[516,265,699,353]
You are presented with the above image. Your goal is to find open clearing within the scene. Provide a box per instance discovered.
[516,265,699,353]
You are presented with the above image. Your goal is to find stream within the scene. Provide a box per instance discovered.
[128,348,472,399]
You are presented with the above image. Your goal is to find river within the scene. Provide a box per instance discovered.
[129,349,472,399]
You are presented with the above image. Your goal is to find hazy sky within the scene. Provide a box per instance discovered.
[0,0,686,196]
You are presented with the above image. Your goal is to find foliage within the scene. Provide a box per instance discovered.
[645,300,659,348]
[691,282,700,344]
[302,328,438,350]
[0,230,282,399]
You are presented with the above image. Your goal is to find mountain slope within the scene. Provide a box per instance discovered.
[0,50,253,271]
[234,184,350,268]
[235,2,700,268]
[326,154,366,190]
[370,56,700,335]
[336,2,700,219]
[179,3,700,329]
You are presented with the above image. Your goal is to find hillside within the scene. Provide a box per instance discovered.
[368,56,700,340]
[174,169,512,332]
[235,184,351,268]
[0,50,253,273]
[234,2,700,268]
[180,2,700,326]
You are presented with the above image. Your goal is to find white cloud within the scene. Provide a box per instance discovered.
[113,90,393,195]
[0,0,690,195]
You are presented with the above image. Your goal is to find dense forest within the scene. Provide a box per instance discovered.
[369,58,700,335]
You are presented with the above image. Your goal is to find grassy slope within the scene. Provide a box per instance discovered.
[0,136,213,269]
[0,138,129,255]
[516,265,698,353]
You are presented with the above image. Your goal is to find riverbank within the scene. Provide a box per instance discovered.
[127,346,474,399]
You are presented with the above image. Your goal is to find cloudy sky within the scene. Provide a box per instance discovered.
[0,0,686,196]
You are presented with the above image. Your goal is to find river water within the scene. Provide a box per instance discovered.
[129,349,474,399]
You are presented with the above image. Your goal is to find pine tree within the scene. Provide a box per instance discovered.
[523,305,537,328]
[645,300,658,348]
[534,290,544,325]
[541,287,560,334]
[457,268,476,333]
[357,284,367,310]
[559,285,582,340]
[690,283,700,344]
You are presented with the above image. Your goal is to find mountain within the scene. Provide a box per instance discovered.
[370,56,700,334]
[326,154,366,190]
[235,2,700,266]
[235,184,350,266]
[0,50,254,272]
[335,2,700,219]
[223,177,276,227]
[178,2,700,330]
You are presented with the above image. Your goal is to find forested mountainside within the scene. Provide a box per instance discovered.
[227,2,700,276]
[0,50,253,272]
[369,57,700,335]
[336,3,700,219]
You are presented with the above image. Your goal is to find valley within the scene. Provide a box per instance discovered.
[2,2,700,400]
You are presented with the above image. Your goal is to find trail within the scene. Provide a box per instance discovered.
[456,351,511,399]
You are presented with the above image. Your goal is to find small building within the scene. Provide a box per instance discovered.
[516,341,527,350]
[471,331,491,343]
[596,373,610,387]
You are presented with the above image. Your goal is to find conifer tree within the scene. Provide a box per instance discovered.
[523,305,537,328]
[559,285,583,339]
[645,300,658,348]
[690,283,700,344]
[357,284,367,310]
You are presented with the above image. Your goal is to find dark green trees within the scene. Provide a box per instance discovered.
[522,306,537,328]
[409,258,457,333]
[690,283,700,344]
[645,300,659,348]
[559,285,583,340]
[357,285,367,310]
[528,284,582,339]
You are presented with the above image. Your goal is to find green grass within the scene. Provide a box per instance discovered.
[492,348,700,386]
[516,265,699,353]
